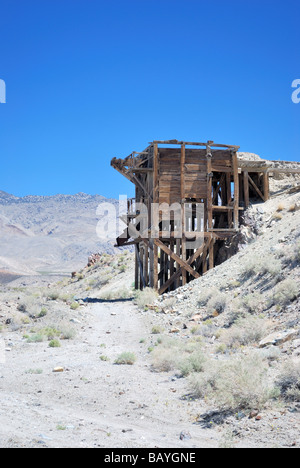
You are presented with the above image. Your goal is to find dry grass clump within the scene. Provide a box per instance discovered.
[189,353,278,411]
[134,288,158,309]
[288,204,296,212]
[220,315,270,349]
[99,287,132,301]
[276,359,300,402]
[276,203,285,212]
[114,352,136,365]
[272,212,283,221]
[151,337,206,377]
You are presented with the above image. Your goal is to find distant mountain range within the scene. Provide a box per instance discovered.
[0,191,121,276]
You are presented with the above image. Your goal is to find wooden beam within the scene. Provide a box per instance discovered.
[135,244,146,289]
[154,239,200,280]
[212,205,244,211]
[248,174,265,201]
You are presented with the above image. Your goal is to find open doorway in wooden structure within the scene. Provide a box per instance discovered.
[111,140,270,294]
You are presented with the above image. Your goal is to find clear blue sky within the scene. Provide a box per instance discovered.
[0,0,299,199]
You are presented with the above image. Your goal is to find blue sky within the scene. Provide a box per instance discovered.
[0,0,299,199]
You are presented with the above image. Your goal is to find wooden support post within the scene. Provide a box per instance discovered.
[149,239,154,288]
[135,247,139,289]
[181,143,186,285]
[232,152,239,230]
[209,239,214,270]
[243,170,250,208]
[176,239,181,289]
[153,143,159,203]
[206,147,213,230]
[153,242,158,290]
[226,173,232,228]
[170,239,175,284]
[263,171,269,201]
[143,242,148,287]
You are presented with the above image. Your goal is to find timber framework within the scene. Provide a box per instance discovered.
[111,139,298,294]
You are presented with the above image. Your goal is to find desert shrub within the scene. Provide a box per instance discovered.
[38,308,48,318]
[59,324,76,340]
[190,353,278,411]
[207,292,227,315]
[241,292,264,314]
[49,339,61,348]
[114,352,136,365]
[242,255,262,278]
[48,291,60,301]
[197,287,219,308]
[220,315,269,349]
[151,325,164,335]
[258,346,281,362]
[273,278,299,306]
[40,327,60,340]
[178,350,206,377]
[276,360,300,402]
[135,288,158,309]
[27,334,44,343]
[260,257,282,277]
[152,337,205,376]
[100,355,109,361]
[70,302,80,310]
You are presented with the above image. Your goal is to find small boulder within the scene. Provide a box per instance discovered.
[259,329,298,348]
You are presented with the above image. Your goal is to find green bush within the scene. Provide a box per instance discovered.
[49,339,61,348]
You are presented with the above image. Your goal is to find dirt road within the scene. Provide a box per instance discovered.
[0,300,219,448]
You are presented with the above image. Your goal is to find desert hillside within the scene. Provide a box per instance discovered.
[0,192,121,277]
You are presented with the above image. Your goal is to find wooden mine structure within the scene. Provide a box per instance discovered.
[111,139,271,295]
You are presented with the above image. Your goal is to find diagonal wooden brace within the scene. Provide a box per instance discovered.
[157,240,210,295]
